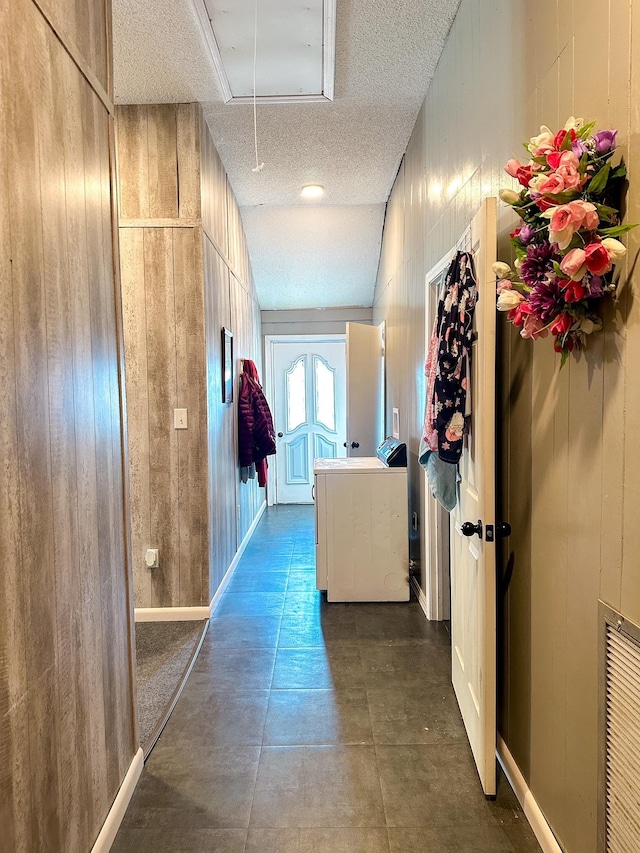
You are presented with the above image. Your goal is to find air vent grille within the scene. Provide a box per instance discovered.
[605,624,640,852]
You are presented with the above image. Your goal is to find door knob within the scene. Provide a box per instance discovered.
[461,520,483,539]
[343,441,360,448]
[277,432,283,438]
[497,522,512,537]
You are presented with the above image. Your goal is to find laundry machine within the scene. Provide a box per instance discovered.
[313,438,409,602]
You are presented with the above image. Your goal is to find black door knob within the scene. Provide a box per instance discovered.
[497,522,512,537]
[277,432,283,438]
[461,520,483,539]
[343,441,360,448]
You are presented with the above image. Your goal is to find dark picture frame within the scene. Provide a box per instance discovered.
[222,327,233,403]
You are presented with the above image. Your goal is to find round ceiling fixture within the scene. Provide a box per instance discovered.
[301,184,325,200]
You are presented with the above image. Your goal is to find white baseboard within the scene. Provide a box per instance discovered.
[210,500,266,616]
[90,747,143,853]
[497,735,562,853]
[134,606,210,623]
[411,574,429,619]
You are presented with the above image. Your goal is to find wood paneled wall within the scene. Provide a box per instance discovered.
[117,104,263,609]
[0,0,135,848]
[373,1,640,850]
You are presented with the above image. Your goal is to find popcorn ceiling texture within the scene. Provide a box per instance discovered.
[113,0,460,309]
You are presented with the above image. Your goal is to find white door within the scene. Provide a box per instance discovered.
[450,197,498,796]
[271,339,346,503]
[346,322,384,456]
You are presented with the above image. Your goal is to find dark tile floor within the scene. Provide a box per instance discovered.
[113,505,541,853]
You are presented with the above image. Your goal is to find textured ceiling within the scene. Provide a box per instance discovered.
[113,0,461,310]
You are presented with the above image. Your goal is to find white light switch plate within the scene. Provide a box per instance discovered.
[174,408,188,429]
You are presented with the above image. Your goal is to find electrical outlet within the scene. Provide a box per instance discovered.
[145,548,159,569]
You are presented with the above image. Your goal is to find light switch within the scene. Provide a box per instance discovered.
[174,408,188,429]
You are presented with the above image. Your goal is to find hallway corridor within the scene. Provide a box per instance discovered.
[113,506,540,852]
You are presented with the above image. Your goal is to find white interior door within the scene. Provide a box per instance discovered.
[271,338,346,503]
[346,322,384,456]
[450,197,498,796]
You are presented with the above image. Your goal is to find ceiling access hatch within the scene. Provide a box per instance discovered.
[196,0,336,103]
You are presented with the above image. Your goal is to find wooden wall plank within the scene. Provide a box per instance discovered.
[203,237,236,591]
[147,105,179,219]
[116,105,149,220]
[1,0,135,847]
[145,229,180,606]
[174,227,208,606]
[176,103,201,221]
[120,227,151,607]
[201,113,228,252]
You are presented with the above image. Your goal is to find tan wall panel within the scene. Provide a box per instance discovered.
[201,113,228,253]
[372,0,639,849]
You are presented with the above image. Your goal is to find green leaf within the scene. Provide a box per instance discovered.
[579,121,596,139]
[587,163,611,195]
[610,163,627,180]
[560,131,573,151]
[593,203,619,222]
[560,349,569,369]
[599,223,637,237]
[578,152,589,176]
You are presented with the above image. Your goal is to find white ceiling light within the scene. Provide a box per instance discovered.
[301,184,325,200]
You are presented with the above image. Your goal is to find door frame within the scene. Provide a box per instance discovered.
[264,333,346,506]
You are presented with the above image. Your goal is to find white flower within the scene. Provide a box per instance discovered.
[564,116,584,132]
[499,188,520,205]
[497,290,524,312]
[527,174,547,193]
[492,261,512,280]
[527,125,554,154]
[578,317,602,335]
[601,237,627,262]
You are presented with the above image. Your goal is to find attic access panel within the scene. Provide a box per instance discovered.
[202,0,336,103]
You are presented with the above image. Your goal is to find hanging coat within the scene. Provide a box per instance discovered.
[238,359,276,487]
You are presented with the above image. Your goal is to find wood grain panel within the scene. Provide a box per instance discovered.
[147,105,179,219]
[144,229,180,607]
[174,227,208,606]
[1,0,135,848]
[116,105,149,220]
[201,113,229,253]
[120,227,152,607]
[203,236,236,591]
[176,103,201,220]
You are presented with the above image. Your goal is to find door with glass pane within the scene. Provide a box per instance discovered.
[271,339,346,503]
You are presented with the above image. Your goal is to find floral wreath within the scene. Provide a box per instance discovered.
[494,117,634,365]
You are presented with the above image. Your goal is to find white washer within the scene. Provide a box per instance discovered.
[313,456,409,602]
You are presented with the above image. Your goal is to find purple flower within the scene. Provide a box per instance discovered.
[572,138,588,157]
[593,130,618,153]
[528,277,566,323]
[587,275,605,297]
[519,223,536,244]
[520,241,559,288]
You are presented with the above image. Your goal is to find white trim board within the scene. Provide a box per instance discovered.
[90,748,143,853]
[497,736,562,853]
[210,499,266,616]
[134,606,210,623]
[411,574,429,620]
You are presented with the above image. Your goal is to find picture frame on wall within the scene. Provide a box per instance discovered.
[222,327,233,403]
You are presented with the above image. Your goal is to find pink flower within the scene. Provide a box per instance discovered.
[508,300,531,327]
[584,242,612,276]
[505,158,522,177]
[561,279,587,303]
[537,173,567,195]
[520,313,549,340]
[496,279,513,294]
[546,150,579,171]
[560,248,587,281]
[546,200,599,249]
